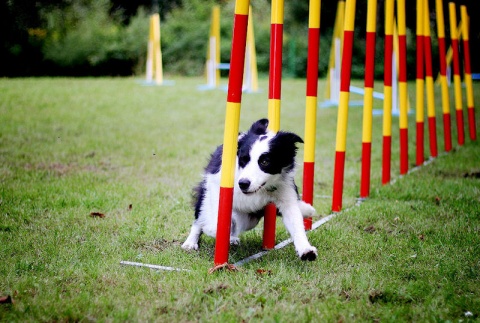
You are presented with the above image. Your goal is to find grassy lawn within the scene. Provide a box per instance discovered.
[1,76,479,321]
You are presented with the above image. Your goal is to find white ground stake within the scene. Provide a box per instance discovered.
[120,260,190,272]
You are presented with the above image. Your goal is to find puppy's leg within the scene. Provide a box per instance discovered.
[228,213,242,246]
[278,202,317,261]
[182,221,202,250]
[298,200,316,217]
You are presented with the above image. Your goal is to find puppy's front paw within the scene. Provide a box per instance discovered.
[298,201,316,217]
[299,246,317,261]
[181,241,199,251]
[229,237,240,245]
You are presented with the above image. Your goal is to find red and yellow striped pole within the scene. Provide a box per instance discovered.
[461,5,476,141]
[359,0,377,198]
[448,2,464,146]
[263,0,284,249]
[214,0,250,266]
[382,0,394,184]
[302,0,321,230]
[397,0,409,175]
[435,0,452,152]
[332,0,356,212]
[423,0,438,158]
[415,0,425,166]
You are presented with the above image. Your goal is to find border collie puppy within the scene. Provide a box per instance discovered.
[182,119,317,260]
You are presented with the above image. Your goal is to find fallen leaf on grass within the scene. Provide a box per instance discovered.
[340,290,351,301]
[418,234,425,240]
[0,295,12,304]
[256,269,273,276]
[364,225,376,233]
[368,290,383,303]
[203,284,228,294]
[208,263,239,274]
[89,212,105,218]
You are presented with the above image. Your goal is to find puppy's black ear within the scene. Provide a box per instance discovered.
[275,131,304,145]
[249,118,269,135]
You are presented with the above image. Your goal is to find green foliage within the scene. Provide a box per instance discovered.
[41,0,149,74]
[161,0,218,76]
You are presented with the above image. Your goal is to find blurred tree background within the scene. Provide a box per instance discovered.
[1,0,478,78]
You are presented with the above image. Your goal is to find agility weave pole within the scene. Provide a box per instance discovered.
[397,0,409,176]
[331,0,356,212]
[213,0,250,266]
[448,2,464,146]
[145,14,163,85]
[435,0,452,152]
[359,0,377,199]
[461,5,477,141]
[262,0,285,250]
[415,0,425,166]
[381,0,394,185]
[302,0,321,230]
[205,5,221,89]
[423,0,439,159]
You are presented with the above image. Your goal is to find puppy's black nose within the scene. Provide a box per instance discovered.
[238,179,251,191]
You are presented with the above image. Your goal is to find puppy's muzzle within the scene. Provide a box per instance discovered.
[238,178,265,194]
[238,178,251,193]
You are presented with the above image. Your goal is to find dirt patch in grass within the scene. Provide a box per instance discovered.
[136,238,182,253]
[23,161,114,176]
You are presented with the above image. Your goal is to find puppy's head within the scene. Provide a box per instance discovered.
[237,119,303,195]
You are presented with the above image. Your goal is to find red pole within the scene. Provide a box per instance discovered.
[415,0,425,166]
[331,0,356,212]
[213,1,250,266]
[360,0,377,198]
[461,5,477,141]
[382,0,394,185]
[263,0,284,249]
[423,0,438,158]
[302,0,321,230]
[449,2,465,146]
[435,0,452,152]
[397,0,409,175]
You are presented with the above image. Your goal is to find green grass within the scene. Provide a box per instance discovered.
[1,76,479,321]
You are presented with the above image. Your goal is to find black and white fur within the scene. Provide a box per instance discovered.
[182,119,317,260]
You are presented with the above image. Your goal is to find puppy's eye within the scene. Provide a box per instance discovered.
[259,158,270,167]
[239,155,250,167]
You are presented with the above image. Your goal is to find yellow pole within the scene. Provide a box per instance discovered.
[245,6,258,92]
[145,16,154,82]
[382,0,394,184]
[415,0,425,165]
[325,0,345,101]
[449,1,465,145]
[207,5,220,87]
[332,0,356,212]
[435,0,452,151]
[461,5,476,140]
[359,0,377,198]
[424,0,438,157]
[397,0,409,173]
[152,14,163,85]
